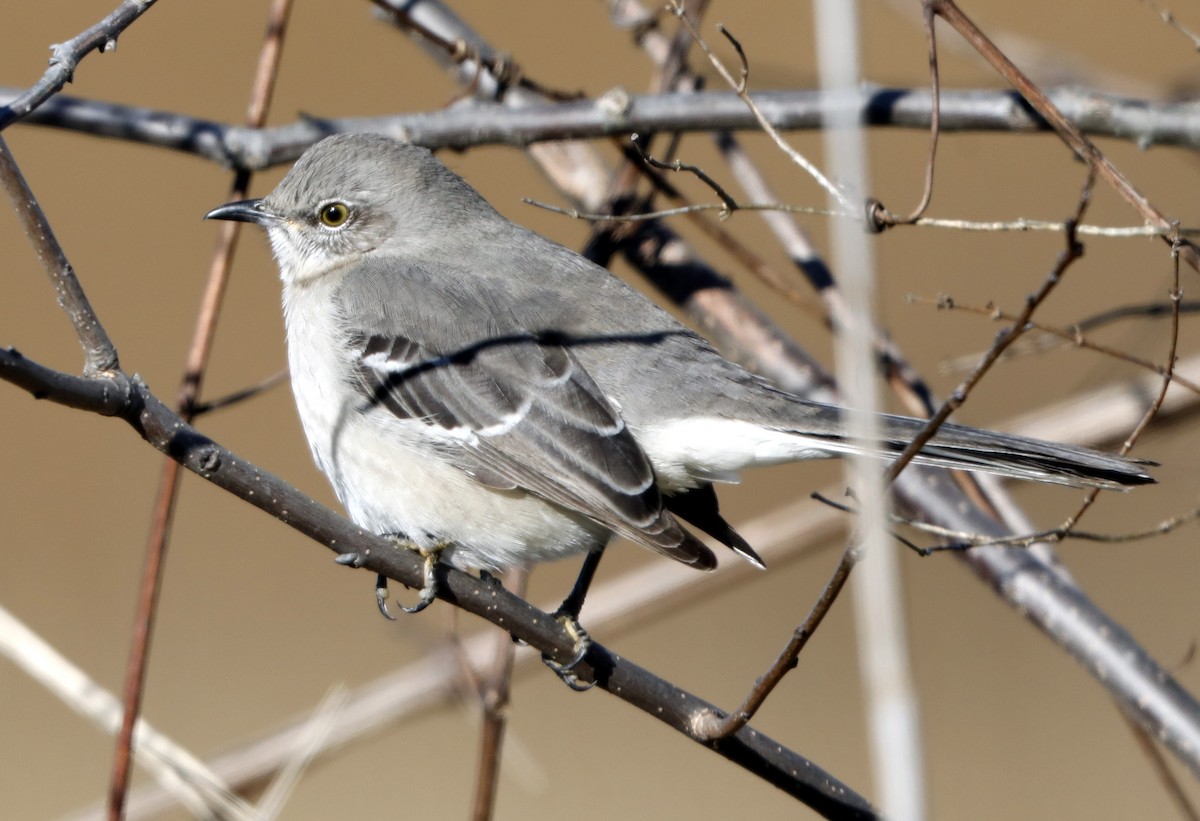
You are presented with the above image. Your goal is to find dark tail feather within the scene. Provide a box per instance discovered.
[879,414,1156,490]
[664,484,766,568]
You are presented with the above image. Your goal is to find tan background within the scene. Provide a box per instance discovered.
[2,1,1200,818]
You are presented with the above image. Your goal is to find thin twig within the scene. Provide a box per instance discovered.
[871,0,940,227]
[847,500,1200,552]
[1138,0,1200,50]
[912,295,1200,396]
[671,3,855,214]
[190,368,290,417]
[931,299,1200,376]
[629,132,738,215]
[524,197,1200,238]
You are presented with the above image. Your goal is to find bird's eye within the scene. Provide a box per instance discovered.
[318,202,350,228]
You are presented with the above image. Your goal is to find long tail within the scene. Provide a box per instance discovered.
[799,412,1155,490]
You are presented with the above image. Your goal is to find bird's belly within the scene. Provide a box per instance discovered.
[282,298,609,571]
[296,389,609,571]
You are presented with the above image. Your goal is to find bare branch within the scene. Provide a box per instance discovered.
[7,86,1200,168]
[0,138,118,374]
[93,347,1200,819]
[0,0,158,131]
[0,348,877,818]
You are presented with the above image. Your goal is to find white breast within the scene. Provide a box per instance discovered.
[280,281,609,571]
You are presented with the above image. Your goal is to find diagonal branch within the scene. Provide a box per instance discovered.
[0,138,118,374]
[65,351,1200,819]
[0,0,158,131]
[0,347,877,819]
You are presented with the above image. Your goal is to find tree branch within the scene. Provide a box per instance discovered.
[0,0,158,131]
[376,0,1200,782]
[0,138,119,374]
[4,86,1200,169]
[0,348,876,819]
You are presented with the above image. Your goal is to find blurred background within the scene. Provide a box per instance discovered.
[2,1,1200,818]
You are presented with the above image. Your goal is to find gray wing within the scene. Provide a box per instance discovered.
[347,328,716,568]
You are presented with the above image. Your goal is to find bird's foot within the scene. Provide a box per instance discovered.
[542,610,594,692]
[376,537,450,618]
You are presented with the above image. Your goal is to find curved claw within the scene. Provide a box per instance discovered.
[375,574,397,621]
[543,656,595,691]
[542,611,594,691]
[375,537,449,616]
[397,549,438,614]
[398,544,441,609]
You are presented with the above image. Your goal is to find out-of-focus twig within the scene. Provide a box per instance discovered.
[467,569,527,821]
[1138,0,1200,50]
[0,604,253,820]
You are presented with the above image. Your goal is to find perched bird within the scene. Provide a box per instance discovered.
[207,134,1153,671]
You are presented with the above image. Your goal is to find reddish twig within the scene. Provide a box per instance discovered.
[470,569,528,821]
[107,2,294,818]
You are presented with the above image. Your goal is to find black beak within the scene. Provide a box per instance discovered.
[204,198,277,225]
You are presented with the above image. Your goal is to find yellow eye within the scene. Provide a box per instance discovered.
[318,202,350,228]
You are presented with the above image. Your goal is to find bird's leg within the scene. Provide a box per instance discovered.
[377,535,451,617]
[542,547,606,691]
